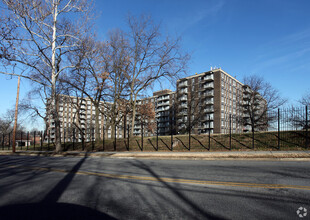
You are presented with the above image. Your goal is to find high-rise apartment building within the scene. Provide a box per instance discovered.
[153,89,176,136]
[47,95,124,143]
[176,68,244,134]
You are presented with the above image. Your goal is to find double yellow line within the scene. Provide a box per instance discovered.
[3,165,310,191]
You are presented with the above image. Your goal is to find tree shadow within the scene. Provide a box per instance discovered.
[175,137,189,151]
[191,136,209,150]
[124,140,129,151]
[148,139,158,151]
[211,136,230,150]
[136,140,143,151]
[0,154,117,220]
[231,137,252,150]
[160,138,172,151]
[0,202,116,220]
[268,133,305,149]
[130,160,227,220]
[41,154,88,203]
[245,134,278,150]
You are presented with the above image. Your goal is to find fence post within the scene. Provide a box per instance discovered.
[278,108,280,150]
[208,115,211,150]
[252,112,255,150]
[156,121,158,151]
[17,131,23,150]
[34,131,36,151]
[229,114,232,150]
[63,130,66,151]
[188,115,191,151]
[26,132,29,151]
[2,134,4,150]
[127,124,129,151]
[73,128,75,151]
[141,121,144,151]
[92,128,94,151]
[114,124,116,151]
[102,125,105,151]
[8,132,11,150]
[48,131,50,151]
[171,118,173,152]
[40,131,43,151]
[306,105,308,149]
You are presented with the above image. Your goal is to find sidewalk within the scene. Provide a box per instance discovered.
[1,150,310,160]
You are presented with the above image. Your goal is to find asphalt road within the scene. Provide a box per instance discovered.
[0,155,309,220]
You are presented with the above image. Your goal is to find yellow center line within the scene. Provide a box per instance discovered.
[2,165,310,191]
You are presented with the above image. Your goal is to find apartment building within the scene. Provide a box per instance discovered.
[131,89,176,136]
[133,96,156,137]
[47,95,124,143]
[47,68,264,141]
[176,68,244,134]
[153,89,176,136]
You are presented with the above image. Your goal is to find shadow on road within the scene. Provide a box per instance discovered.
[0,154,116,220]
[130,160,227,220]
[0,202,116,220]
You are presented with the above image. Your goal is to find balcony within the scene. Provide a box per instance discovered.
[179,96,187,101]
[202,123,214,129]
[157,106,170,112]
[179,104,188,109]
[178,124,187,130]
[202,115,214,121]
[157,118,169,122]
[202,74,214,82]
[177,119,183,123]
[204,107,214,113]
[202,91,214,97]
[243,86,252,94]
[157,95,170,101]
[204,99,214,105]
[204,82,214,89]
[178,80,188,88]
[157,101,169,106]
[156,112,169,117]
[179,88,188,94]
[179,110,188,115]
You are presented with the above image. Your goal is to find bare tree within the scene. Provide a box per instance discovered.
[239,75,287,132]
[0,0,93,152]
[105,30,133,139]
[299,90,310,106]
[63,30,131,141]
[0,108,24,134]
[125,14,190,136]
[19,84,50,127]
[286,91,310,130]
[62,36,110,143]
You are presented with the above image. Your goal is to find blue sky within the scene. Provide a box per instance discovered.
[1,0,310,128]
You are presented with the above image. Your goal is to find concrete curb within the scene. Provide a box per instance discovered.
[1,150,310,160]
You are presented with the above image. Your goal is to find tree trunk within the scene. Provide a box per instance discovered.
[130,95,137,136]
[12,76,20,153]
[95,104,101,143]
[51,1,61,153]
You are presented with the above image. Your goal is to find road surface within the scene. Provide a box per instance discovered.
[0,155,309,219]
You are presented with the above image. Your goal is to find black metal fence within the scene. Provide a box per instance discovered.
[1,106,309,152]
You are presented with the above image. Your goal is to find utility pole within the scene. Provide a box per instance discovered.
[12,76,21,153]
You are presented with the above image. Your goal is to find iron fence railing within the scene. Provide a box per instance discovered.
[1,106,309,152]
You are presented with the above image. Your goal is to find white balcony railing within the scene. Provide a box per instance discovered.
[202,75,214,81]
[204,82,214,89]
[179,81,188,87]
